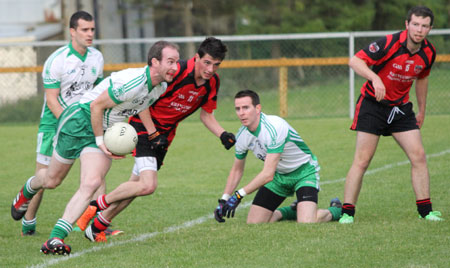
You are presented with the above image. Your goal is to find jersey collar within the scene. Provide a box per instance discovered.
[249,112,264,137]
[145,66,153,92]
[68,42,88,62]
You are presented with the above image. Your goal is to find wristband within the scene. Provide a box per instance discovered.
[148,131,160,140]
[221,194,231,201]
[95,136,104,146]
[237,188,247,198]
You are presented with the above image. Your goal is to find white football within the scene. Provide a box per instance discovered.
[104,122,138,155]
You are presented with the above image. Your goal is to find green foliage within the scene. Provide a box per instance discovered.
[127,0,449,37]
[1,115,449,267]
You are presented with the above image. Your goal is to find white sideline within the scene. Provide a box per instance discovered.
[30,148,450,268]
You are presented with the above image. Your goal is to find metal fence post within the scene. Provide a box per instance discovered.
[349,32,355,119]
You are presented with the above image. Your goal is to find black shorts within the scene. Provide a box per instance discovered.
[351,95,419,136]
[252,186,318,212]
[130,120,167,170]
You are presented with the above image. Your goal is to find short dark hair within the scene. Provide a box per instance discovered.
[147,41,179,66]
[70,11,93,29]
[197,37,228,61]
[235,89,260,106]
[407,6,434,26]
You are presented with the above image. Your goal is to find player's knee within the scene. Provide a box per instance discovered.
[139,182,157,196]
[353,158,371,171]
[410,149,427,166]
[80,176,103,194]
[42,174,63,189]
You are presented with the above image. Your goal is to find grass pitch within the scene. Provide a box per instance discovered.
[1,115,449,267]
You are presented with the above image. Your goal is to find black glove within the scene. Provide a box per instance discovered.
[223,191,243,218]
[148,131,168,153]
[214,199,227,223]
[220,131,236,150]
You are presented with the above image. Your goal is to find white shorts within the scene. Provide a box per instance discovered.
[132,156,158,175]
[36,153,51,165]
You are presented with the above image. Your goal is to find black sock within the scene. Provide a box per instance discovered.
[342,203,355,217]
[416,198,432,218]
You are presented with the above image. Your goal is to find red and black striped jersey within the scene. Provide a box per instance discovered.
[129,57,219,142]
[356,30,436,106]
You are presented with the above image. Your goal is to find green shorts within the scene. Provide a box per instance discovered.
[54,103,97,159]
[36,131,56,157]
[264,162,320,198]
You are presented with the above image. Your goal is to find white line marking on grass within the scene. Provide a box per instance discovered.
[321,149,450,185]
[30,148,450,268]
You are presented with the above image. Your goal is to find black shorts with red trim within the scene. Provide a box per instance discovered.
[129,120,168,170]
[350,95,419,136]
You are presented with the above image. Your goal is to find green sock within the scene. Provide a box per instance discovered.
[23,176,38,199]
[49,219,73,240]
[328,206,342,221]
[22,217,36,232]
[278,206,297,221]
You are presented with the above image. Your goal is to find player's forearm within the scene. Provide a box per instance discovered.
[45,89,64,118]
[138,109,157,134]
[90,103,105,138]
[223,170,243,196]
[200,110,224,137]
[243,170,274,195]
[47,101,64,119]
[349,56,379,82]
[415,78,428,114]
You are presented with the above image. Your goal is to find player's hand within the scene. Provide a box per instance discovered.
[223,191,243,218]
[99,144,126,160]
[214,199,227,223]
[220,131,236,150]
[416,112,425,128]
[148,131,168,153]
[372,76,386,102]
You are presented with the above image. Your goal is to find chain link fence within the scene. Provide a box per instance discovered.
[1,30,449,122]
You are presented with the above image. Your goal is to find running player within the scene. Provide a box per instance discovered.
[79,37,236,239]
[11,41,180,255]
[11,11,104,236]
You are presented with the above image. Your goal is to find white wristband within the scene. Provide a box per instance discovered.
[237,188,247,197]
[95,136,104,146]
[221,194,231,201]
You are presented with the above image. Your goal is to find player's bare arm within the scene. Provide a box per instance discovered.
[223,157,246,196]
[45,88,64,118]
[349,55,386,101]
[138,109,157,134]
[242,153,280,195]
[199,109,225,137]
[414,77,429,128]
[90,90,124,159]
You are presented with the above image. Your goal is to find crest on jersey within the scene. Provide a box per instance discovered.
[369,42,380,53]
[414,65,423,74]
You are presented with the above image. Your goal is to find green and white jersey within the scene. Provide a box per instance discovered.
[80,66,167,130]
[39,42,104,132]
[235,113,319,174]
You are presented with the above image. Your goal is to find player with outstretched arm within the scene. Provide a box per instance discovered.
[214,90,341,224]
[77,37,237,240]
